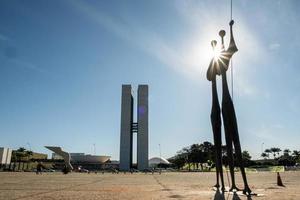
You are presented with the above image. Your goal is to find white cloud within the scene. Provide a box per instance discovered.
[249,123,286,143]
[269,43,280,50]
[242,122,288,159]
[0,33,46,74]
[8,58,46,73]
[69,1,219,81]
[246,122,300,158]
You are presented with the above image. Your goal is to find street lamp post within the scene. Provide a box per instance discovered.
[159,144,162,174]
[26,142,32,170]
[93,143,96,155]
[26,142,32,151]
[261,142,264,157]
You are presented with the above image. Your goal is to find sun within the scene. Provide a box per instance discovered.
[213,48,221,61]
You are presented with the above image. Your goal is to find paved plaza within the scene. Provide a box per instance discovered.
[1,171,300,200]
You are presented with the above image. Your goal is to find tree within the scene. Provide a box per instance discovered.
[189,144,202,170]
[14,147,27,170]
[168,155,185,169]
[242,151,251,160]
[169,141,215,171]
[180,146,192,171]
[283,149,291,156]
[264,149,272,158]
[242,151,252,167]
[292,150,300,157]
[261,152,269,159]
[292,150,300,163]
[278,154,295,166]
[278,149,296,166]
[270,147,281,159]
[201,141,214,162]
[197,141,214,170]
[12,147,34,171]
[169,141,254,171]
[10,151,18,170]
[25,150,33,170]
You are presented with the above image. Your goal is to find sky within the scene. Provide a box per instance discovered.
[0,0,299,161]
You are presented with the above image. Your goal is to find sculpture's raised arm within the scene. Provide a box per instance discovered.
[227,20,238,55]
[217,20,238,72]
[207,20,238,79]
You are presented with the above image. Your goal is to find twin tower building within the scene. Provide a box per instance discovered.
[119,85,149,171]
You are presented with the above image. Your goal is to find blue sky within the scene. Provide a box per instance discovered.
[0,0,299,160]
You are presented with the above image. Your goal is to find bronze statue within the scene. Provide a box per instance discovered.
[207,20,252,195]
[207,40,225,191]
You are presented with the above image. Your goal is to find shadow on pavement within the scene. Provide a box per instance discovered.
[213,190,225,200]
[213,190,253,200]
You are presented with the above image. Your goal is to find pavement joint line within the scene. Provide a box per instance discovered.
[152,175,179,198]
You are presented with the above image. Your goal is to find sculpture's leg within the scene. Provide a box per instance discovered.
[214,170,220,188]
[215,138,225,191]
[212,120,220,188]
[223,126,239,191]
[211,113,220,188]
[210,79,223,189]
[214,122,225,190]
[230,114,252,195]
[212,143,221,189]
[233,140,252,195]
[221,74,240,192]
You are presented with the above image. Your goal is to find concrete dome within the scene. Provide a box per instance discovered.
[149,157,170,166]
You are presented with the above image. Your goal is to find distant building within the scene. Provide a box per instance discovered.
[149,157,170,167]
[46,146,111,171]
[52,153,86,160]
[30,152,48,160]
[46,147,110,164]
[70,153,85,157]
[0,147,12,165]
[120,85,149,171]
[52,153,63,160]
[71,153,110,163]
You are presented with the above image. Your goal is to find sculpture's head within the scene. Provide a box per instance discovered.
[211,40,217,49]
[219,30,226,38]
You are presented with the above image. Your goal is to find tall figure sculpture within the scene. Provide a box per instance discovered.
[207,20,252,195]
[219,20,251,195]
[207,40,225,191]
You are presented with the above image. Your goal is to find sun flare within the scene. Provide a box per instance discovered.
[213,48,221,61]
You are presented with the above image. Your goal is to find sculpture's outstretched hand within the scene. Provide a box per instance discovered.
[227,19,238,57]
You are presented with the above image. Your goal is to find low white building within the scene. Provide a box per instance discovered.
[52,153,63,160]
[0,147,12,165]
[48,147,110,164]
[149,157,170,167]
